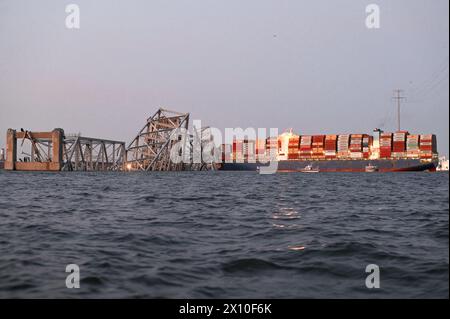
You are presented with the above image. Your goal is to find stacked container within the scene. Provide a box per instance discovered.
[379,133,392,159]
[419,134,437,159]
[362,135,371,159]
[288,136,300,160]
[324,135,337,159]
[265,137,279,158]
[243,140,256,162]
[222,144,233,162]
[299,135,312,158]
[226,131,435,163]
[337,134,350,159]
[256,139,266,161]
[233,139,244,162]
[349,134,363,159]
[392,131,407,158]
[312,135,325,159]
[406,135,420,158]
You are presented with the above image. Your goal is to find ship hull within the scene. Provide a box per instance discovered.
[220,159,438,172]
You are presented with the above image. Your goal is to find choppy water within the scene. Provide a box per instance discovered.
[0,171,448,298]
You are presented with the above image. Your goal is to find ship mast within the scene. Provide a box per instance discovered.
[393,89,406,132]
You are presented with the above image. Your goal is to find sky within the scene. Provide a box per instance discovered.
[0,0,448,156]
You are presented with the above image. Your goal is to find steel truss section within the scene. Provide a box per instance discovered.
[62,136,126,171]
[125,108,190,171]
[4,128,125,171]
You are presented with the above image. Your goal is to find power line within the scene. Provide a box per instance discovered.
[409,57,449,99]
[412,67,449,101]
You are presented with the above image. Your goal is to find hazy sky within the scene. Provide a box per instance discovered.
[0,0,448,155]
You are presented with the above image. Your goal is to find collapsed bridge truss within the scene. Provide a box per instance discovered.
[4,108,218,172]
[4,128,125,171]
[62,135,126,171]
[125,108,190,171]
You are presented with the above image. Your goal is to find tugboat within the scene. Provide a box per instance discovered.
[365,163,379,172]
[300,164,320,173]
[436,156,449,171]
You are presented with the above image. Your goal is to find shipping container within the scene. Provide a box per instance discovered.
[337,135,350,151]
[379,133,392,158]
[324,135,337,153]
[419,134,437,154]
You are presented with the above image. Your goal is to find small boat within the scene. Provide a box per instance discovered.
[300,164,319,173]
[365,163,379,172]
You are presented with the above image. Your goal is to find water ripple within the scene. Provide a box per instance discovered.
[0,171,448,298]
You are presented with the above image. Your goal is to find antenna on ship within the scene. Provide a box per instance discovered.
[392,89,406,132]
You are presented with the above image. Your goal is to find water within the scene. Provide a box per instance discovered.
[0,171,448,298]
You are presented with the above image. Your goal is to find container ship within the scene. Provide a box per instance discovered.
[220,129,438,172]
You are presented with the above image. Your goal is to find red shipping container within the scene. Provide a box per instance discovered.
[325,142,337,150]
[313,135,325,143]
